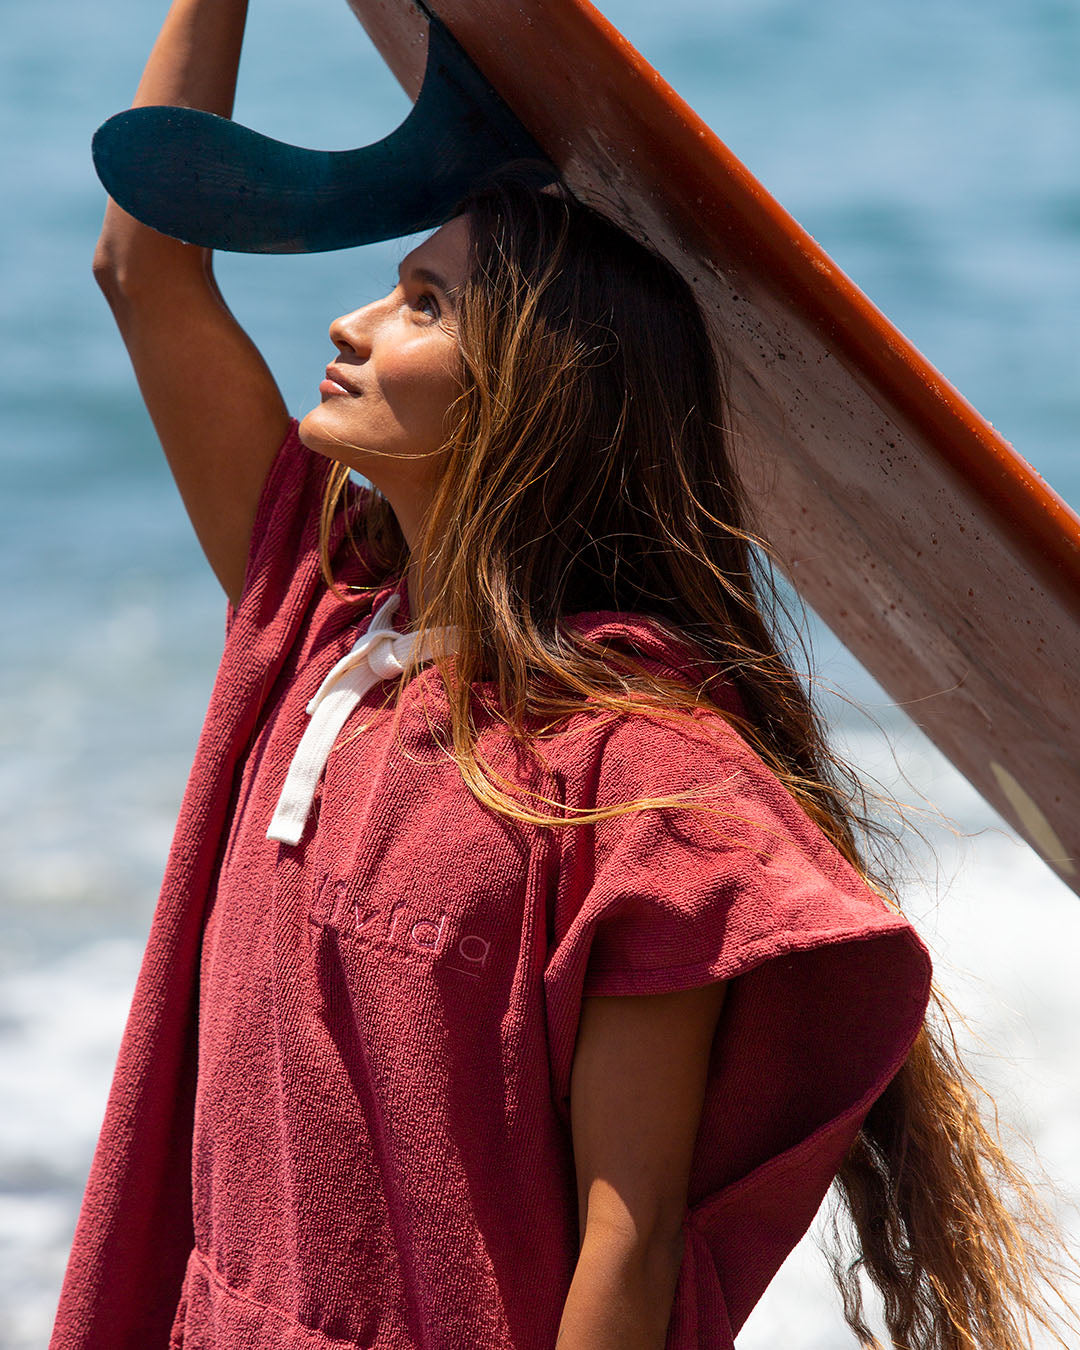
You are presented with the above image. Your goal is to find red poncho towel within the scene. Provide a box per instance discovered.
[52,423,931,1349]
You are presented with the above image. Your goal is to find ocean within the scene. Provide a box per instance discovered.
[1,0,1078,1344]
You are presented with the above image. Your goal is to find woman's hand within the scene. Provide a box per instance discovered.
[94,0,289,605]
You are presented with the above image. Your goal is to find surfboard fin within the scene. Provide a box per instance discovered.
[90,15,558,254]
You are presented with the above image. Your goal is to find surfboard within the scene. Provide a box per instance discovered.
[88,0,1080,893]
[342,0,1080,894]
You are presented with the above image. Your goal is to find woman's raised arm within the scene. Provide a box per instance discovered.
[93,0,290,605]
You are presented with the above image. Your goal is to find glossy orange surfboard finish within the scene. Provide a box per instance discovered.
[348,0,1080,893]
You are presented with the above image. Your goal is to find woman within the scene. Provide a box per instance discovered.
[54,2,1075,1348]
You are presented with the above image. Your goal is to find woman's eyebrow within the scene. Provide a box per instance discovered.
[399,263,455,296]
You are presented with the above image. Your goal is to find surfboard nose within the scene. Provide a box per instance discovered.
[90,15,557,254]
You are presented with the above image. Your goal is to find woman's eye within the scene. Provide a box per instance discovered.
[415,292,441,321]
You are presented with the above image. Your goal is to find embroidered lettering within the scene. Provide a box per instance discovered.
[446,933,490,980]
[388,904,453,958]
[352,899,379,933]
[312,874,349,926]
[312,879,493,980]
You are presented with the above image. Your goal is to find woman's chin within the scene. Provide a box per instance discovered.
[298,404,348,460]
[298,408,381,483]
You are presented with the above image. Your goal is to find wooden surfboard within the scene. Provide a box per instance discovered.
[346,0,1080,895]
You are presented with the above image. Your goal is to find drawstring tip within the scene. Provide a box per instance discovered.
[266,813,304,847]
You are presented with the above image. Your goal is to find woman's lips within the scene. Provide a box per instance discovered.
[322,365,361,397]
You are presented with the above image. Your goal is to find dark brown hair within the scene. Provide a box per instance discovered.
[320,172,1078,1348]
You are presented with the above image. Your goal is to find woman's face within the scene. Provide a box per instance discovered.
[298,215,470,519]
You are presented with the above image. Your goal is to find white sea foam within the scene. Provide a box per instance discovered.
[0,941,142,1348]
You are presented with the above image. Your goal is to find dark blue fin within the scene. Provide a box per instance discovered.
[91,15,558,254]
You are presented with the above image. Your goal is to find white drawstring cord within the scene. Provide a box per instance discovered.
[266,593,454,845]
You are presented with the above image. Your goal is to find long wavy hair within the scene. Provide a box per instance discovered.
[319,172,1077,1348]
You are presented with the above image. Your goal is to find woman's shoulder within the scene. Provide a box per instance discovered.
[536,606,752,788]
[540,607,838,836]
[542,699,756,803]
[561,606,729,688]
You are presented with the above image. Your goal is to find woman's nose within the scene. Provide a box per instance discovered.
[329,303,375,356]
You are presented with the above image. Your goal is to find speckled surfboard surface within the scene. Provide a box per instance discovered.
[346,0,1080,893]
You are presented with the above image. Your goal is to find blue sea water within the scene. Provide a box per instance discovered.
[1,0,1078,1344]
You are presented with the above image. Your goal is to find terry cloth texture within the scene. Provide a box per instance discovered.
[51,421,932,1350]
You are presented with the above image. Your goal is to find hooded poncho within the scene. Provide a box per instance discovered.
[51,422,932,1349]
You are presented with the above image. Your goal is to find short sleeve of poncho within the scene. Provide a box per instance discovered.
[542,708,931,1341]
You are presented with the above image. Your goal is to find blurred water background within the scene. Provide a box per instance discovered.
[2,0,1079,1344]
